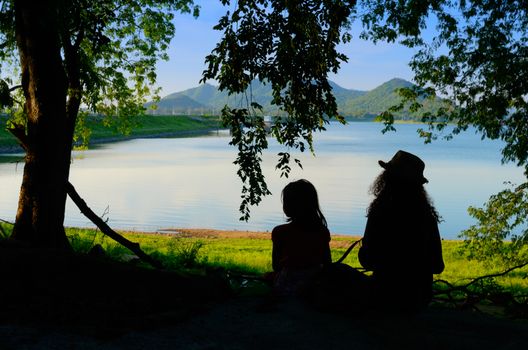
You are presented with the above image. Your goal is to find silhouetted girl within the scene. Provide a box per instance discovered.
[271,179,332,296]
[359,150,444,311]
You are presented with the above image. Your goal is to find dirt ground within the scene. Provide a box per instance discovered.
[159,227,362,249]
[1,296,527,350]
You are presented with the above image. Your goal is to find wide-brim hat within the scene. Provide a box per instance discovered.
[379,150,428,184]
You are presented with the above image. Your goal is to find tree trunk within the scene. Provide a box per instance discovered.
[11,0,73,250]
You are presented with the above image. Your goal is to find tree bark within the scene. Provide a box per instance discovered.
[11,0,73,250]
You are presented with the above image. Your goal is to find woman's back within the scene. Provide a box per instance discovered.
[358,150,445,311]
[360,201,440,276]
[272,222,331,271]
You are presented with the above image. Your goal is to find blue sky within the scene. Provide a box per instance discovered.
[155,2,417,96]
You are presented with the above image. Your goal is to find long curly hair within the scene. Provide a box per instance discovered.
[368,171,440,223]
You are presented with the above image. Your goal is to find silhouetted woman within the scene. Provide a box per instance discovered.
[271,179,332,296]
[359,150,444,311]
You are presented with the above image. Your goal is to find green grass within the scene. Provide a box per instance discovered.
[0,114,222,149]
[1,222,526,294]
[82,114,221,141]
[0,155,24,164]
[0,221,13,239]
[0,116,16,148]
[66,228,528,292]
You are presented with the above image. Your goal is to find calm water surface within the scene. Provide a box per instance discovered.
[0,122,524,239]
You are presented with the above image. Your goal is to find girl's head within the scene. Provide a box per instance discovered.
[282,179,327,227]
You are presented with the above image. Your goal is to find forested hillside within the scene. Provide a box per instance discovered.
[147,78,448,119]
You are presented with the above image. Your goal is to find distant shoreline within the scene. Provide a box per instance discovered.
[0,128,225,155]
[85,126,224,147]
[0,129,223,155]
[0,115,223,155]
[0,145,23,155]
[0,117,439,155]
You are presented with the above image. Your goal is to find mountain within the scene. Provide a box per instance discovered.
[171,83,218,103]
[176,81,276,112]
[329,80,367,106]
[340,78,415,118]
[147,78,448,119]
[146,94,209,114]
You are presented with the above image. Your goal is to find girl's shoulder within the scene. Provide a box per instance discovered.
[272,222,329,236]
[271,223,293,240]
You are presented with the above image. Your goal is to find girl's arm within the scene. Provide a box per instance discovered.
[271,228,282,272]
[323,227,332,265]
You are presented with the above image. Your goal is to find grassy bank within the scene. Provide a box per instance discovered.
[6,223,527,291]
[1,222,526,294]
[80,114,221,142]
[0,114,222,151]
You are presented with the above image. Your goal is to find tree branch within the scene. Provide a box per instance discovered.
[7,123,29,151]
[464,261,528,289]
[66,182,163,269]
[8,127,163,269]
[9,84,22,92]
[335,238,362,264]
[0,218,14,225]
[432,262,528,314]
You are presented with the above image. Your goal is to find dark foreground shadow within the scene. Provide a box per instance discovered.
[2,294,527,350]
[0,241,231,336]
[1,240,526,349]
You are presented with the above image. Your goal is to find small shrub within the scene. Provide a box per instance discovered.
[68,229,103,254]
[167,237,204,268]
[0,222,13,240]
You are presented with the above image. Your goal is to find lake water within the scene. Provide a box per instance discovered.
[0,122,525,239]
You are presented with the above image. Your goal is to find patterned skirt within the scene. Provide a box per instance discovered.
[273,265,323,296]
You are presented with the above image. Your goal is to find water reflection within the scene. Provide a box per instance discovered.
[0,122,524,239]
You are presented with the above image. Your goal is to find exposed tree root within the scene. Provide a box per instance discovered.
[433,261,528,318]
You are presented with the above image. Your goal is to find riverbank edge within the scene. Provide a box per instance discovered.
[83,126,226,148]
[70,225,461,244]
[0,126,226,155]
[0,118,442,155]
[132,227,364,242]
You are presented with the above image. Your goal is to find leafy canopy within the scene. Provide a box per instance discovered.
[359,0,528,264]
[462,182,528,265]
[202,0,354,220]
[0,0,199,142]
[361,0,528,170]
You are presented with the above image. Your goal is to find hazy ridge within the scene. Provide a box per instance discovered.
[147,78,447,119]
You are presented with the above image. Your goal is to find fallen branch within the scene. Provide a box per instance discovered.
[8,127,163,269]
[66,182,163,269]
[0,218,14,225]
[463,261,528,289]
[433,262,528,315]
[336,238,362,264]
